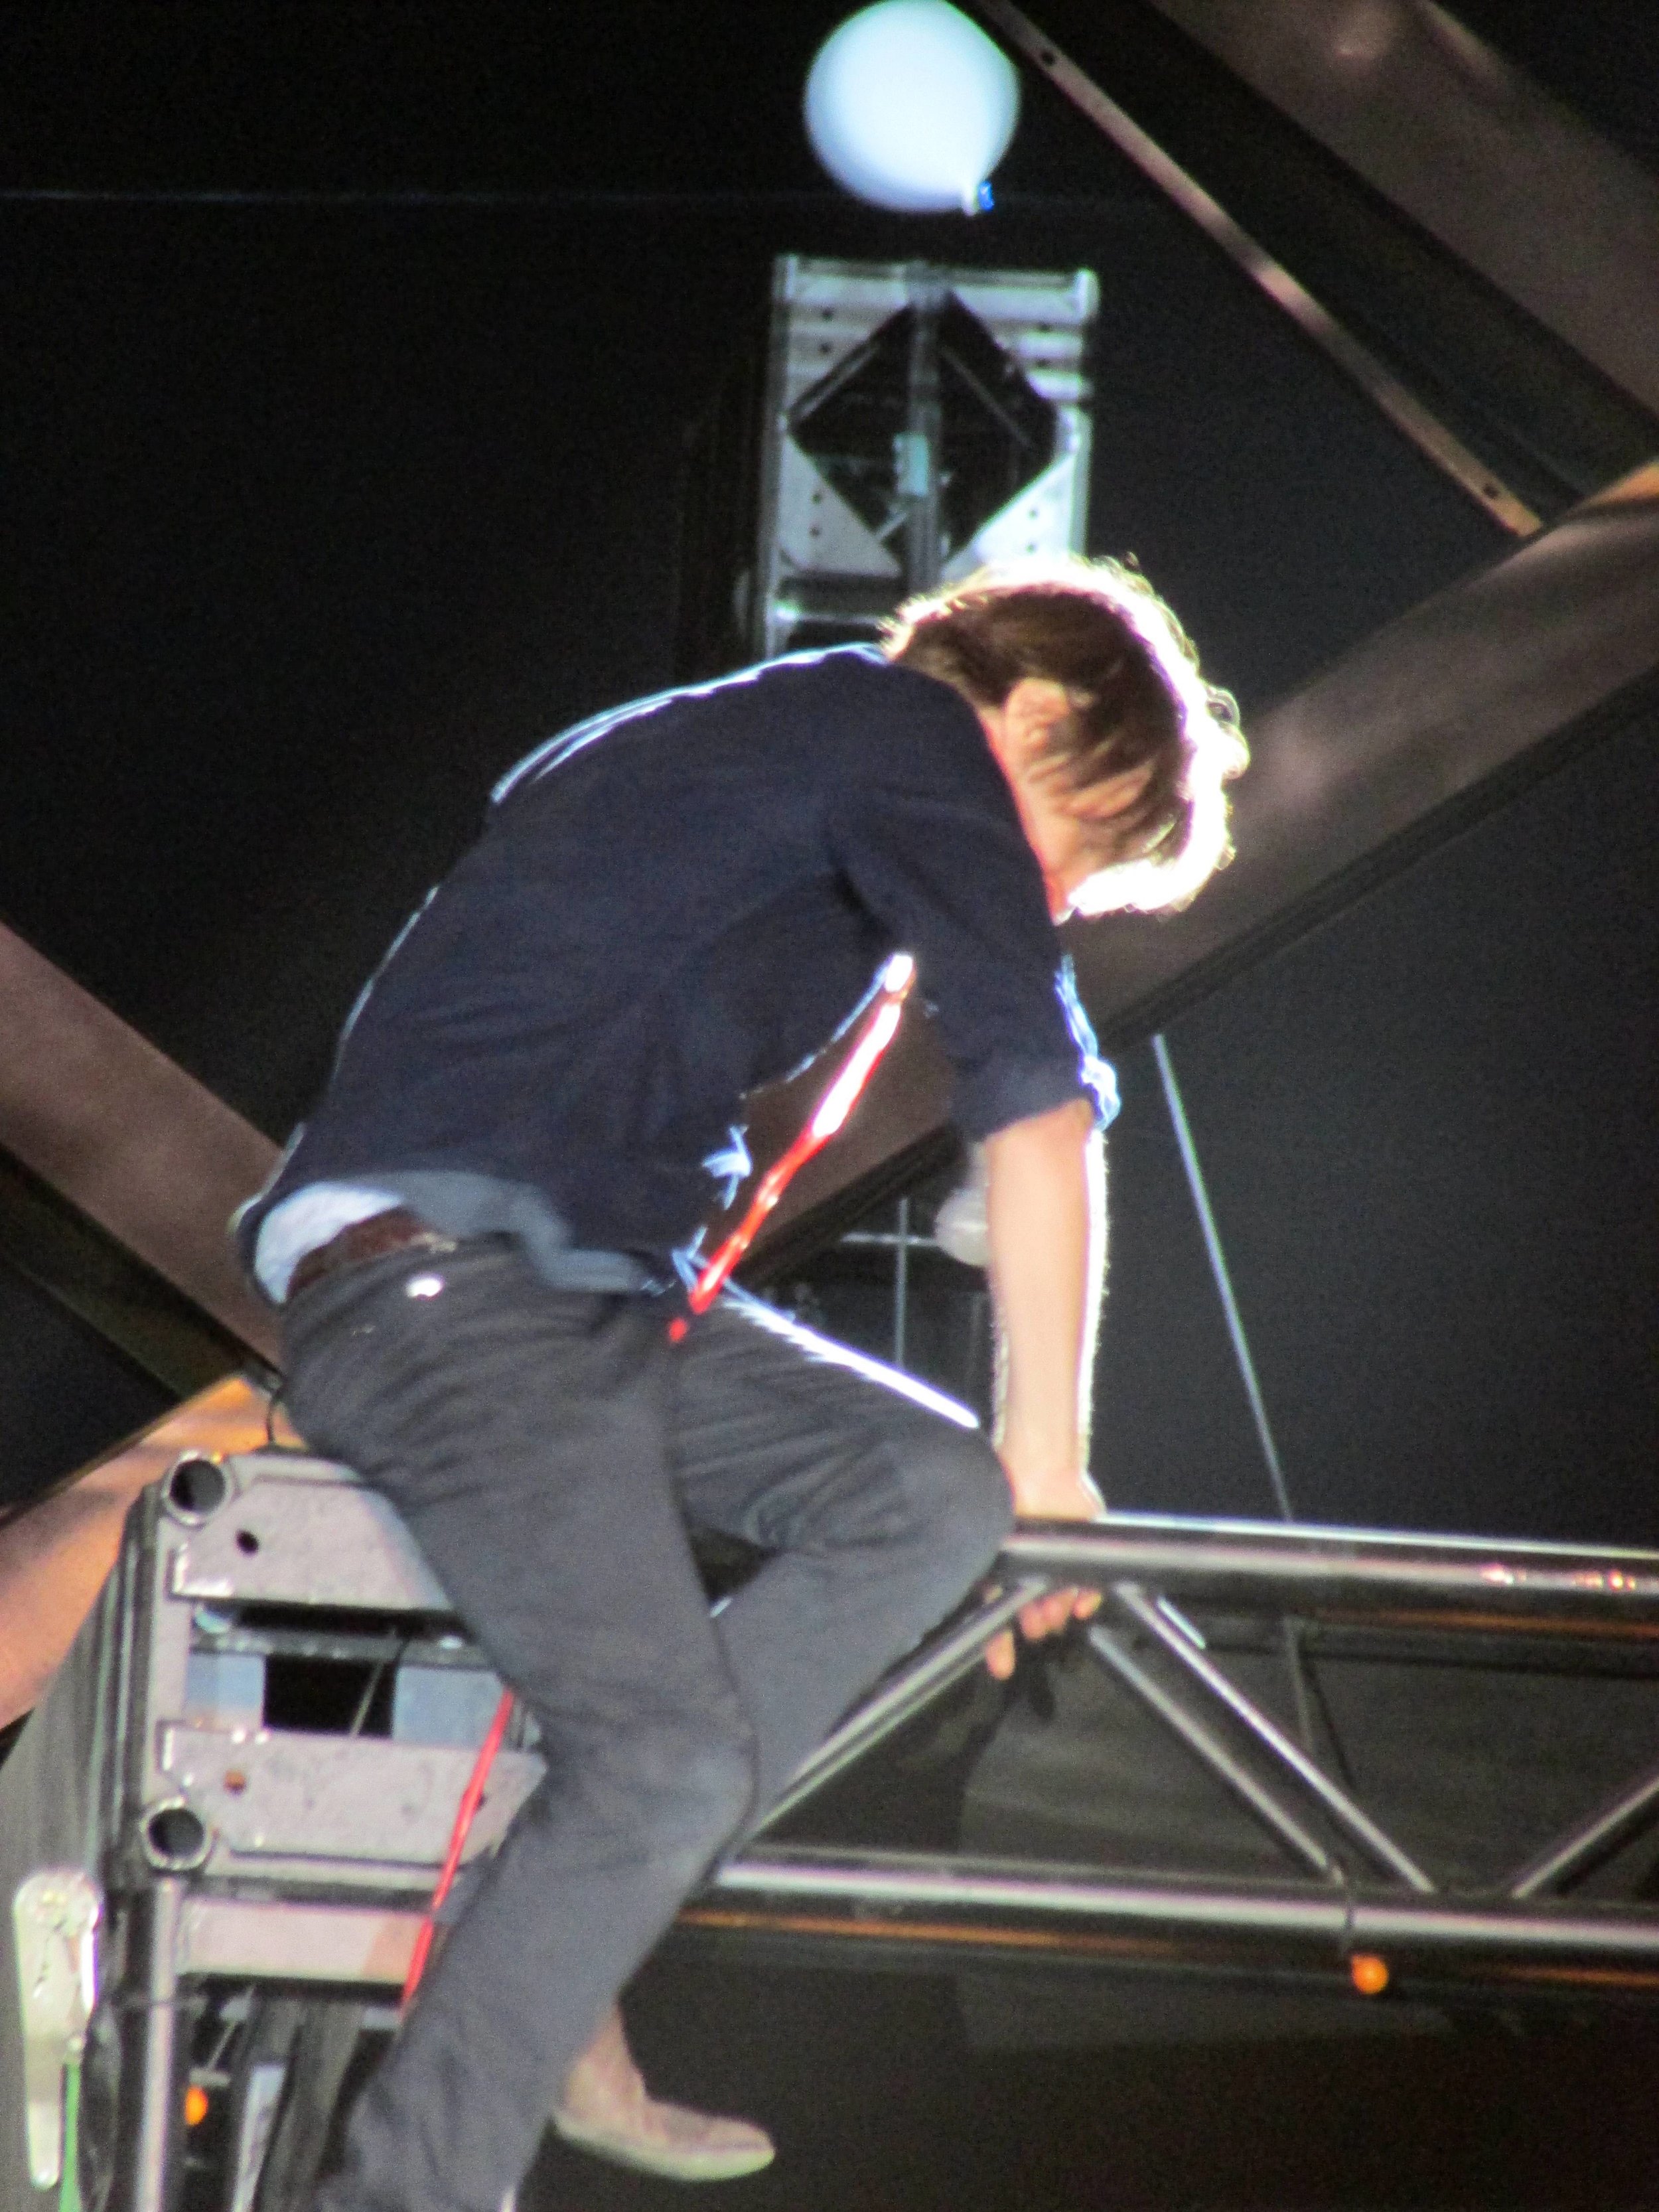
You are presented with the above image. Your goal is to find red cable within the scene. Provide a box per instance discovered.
[670,956,914,1338]
[401,1686,516,2008]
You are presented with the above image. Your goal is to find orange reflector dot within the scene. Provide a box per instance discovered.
[1350,1953,1390,1996]
[184,2083,210,2127]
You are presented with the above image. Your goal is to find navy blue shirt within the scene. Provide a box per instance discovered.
[240,648,1108,1277]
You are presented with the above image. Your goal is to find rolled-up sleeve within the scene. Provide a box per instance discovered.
[824,668,1117,1141]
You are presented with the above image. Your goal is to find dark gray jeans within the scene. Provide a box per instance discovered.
[282,1238,1012,2212]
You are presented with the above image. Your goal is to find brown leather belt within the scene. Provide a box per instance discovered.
[287,1207,458,1302]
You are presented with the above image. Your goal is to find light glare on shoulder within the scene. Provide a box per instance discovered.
[804,1,1021,214]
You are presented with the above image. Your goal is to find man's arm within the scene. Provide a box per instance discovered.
[981,1093,1106,1680]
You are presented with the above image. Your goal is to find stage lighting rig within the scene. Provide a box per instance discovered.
[677,254,1096,675]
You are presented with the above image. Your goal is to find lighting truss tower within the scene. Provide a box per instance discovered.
[676,254,1097,676]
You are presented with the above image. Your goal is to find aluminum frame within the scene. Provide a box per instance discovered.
[705,1514,1659,1996]
[754,254,1097,658]
[124,1453,542,1898]
[23,1460,1659,2203]
[95,1457,1659,2002]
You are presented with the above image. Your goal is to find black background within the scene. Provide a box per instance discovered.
[4,2,1652,1540]
[2,9,1658,2201]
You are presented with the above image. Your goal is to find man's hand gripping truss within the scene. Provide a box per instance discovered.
[981,1093,1107,1680]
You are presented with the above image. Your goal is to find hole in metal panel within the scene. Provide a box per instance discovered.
[163,1454,229,1524]
[142,1801,211,1871]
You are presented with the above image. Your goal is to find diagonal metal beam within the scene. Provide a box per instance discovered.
[973,0,1540,534]
[751,1578,1048,1836]
[0,1148,250,1395]
[1141,0,1659,426]
[1087,1617,1336,1878]
[1508,1759,1659,1903]
[0,924,279,1363]
[1103,1588,1434,1889]
[1068,460,1659,1040]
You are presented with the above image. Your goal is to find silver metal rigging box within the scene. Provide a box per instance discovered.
[676,254,1097,676]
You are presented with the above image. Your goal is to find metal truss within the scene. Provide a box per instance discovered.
[114,1459,1659,2007]
[13,1456,1659,2206]
[695,1516,1659,2000]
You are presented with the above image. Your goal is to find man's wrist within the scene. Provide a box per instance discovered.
[999,1458,1103,1521]
[997,1418,1086,1479]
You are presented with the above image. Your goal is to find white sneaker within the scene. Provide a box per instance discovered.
[552,2100,775,2182]
[554,2003,775,2183]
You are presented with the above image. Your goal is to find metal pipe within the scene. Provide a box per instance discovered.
[999,1517,1659,1622]
[170,1856,1659,1991]
[1104,1593,1435,1891]
[1508,1759,1659,1901]
[1151,1035,1295,1522]
[717,1848,1344,1932]
[131,1877,185,2212]
[1088,1620,1335,1878]
[901,271,944,592]
[892,1196,911,1368]
[750,1579,1050,1835]
[1022,1509,1659,1566]
[714,1847,1659,1962]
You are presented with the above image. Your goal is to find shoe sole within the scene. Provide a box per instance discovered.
[551,2109,776,2181]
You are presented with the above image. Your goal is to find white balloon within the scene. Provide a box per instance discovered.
[805,1,1021,214]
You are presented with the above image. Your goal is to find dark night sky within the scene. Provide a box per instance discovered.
[4,12,1659,2209]
[1,3,1654,1548]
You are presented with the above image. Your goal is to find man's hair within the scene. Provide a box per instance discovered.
[881,555,1247,914]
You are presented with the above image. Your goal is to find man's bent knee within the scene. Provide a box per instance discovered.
[660,1733,757,1868]
[911,1416,1013,1539]
[890,1424,1013,1575]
